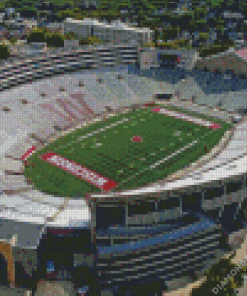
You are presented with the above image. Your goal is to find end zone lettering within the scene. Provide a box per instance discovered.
[152,108,221,129]
[40,152,118,191]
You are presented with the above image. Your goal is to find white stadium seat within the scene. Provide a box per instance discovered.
[0,174,32,190]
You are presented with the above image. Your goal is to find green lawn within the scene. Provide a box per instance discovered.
[24,106,232,198]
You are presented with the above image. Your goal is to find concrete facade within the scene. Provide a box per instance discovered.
[64,18,154,45]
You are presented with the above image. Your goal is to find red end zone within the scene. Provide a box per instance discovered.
[40,152,118,191]
[144,101,156,106]
[22,146,37,165]
[152,108,221,130]
[22,146,36,161]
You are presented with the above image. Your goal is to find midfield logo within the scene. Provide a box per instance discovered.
[132,135,143,143]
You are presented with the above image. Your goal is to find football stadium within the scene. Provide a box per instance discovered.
[0,46,247,296]
[24,104,231,197]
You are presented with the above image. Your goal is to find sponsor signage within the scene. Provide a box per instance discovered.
[40,152,118,191]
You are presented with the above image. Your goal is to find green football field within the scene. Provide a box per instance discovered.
[24,106,232,198]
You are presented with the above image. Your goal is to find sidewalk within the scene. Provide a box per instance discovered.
[0,286,31,295]
[224,234,247,265]
[162,276,207,296]
[36,280,77,296]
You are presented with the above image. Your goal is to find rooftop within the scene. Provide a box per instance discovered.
[65,18,154,33]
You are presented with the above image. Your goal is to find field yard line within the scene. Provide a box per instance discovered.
[78,118,130,140]
[58,118,130,149]
[150,140,198,169]
[119,128,215,187]
[119,139,199,187]
[155,108,216,128]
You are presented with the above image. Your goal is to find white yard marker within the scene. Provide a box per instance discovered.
[119,139,199,187]
[59,118,130,149]
[119,126,213,187]
[152,108,221,129]
[149,140,198,169]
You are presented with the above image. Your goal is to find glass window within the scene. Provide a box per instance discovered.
[158,197,180,210]
[96,239,111,247]
[118,47,137,50]
[226,180,242,195]
[204,186,225,200]
[98,50,111,53]
[96,206,125,229]
[220,203,242,232]
[156,94,173,100]
[45,228,92,253]
[113,239,138,245]
[101,54,114,57]
[122,56,135,60]
[47,261,54,272]
[103,59,114,62]
[182,192,202,212]
[206,208,220,222]
[128,202,155,216]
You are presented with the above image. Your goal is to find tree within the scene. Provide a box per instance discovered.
[0,44,10,60]
[142,41,156,48]
[0,0,6,11]
[140,16,162,47]
[100,9,121,21]
[9,36,18,45]
[87,35,103,45]
[26,29,46,43]
[57,9,77,19]
[87,10,102,19]
[192,258,247,296]
[161,0,169,11]
[64,32,77,40]
[46,33,64,48]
